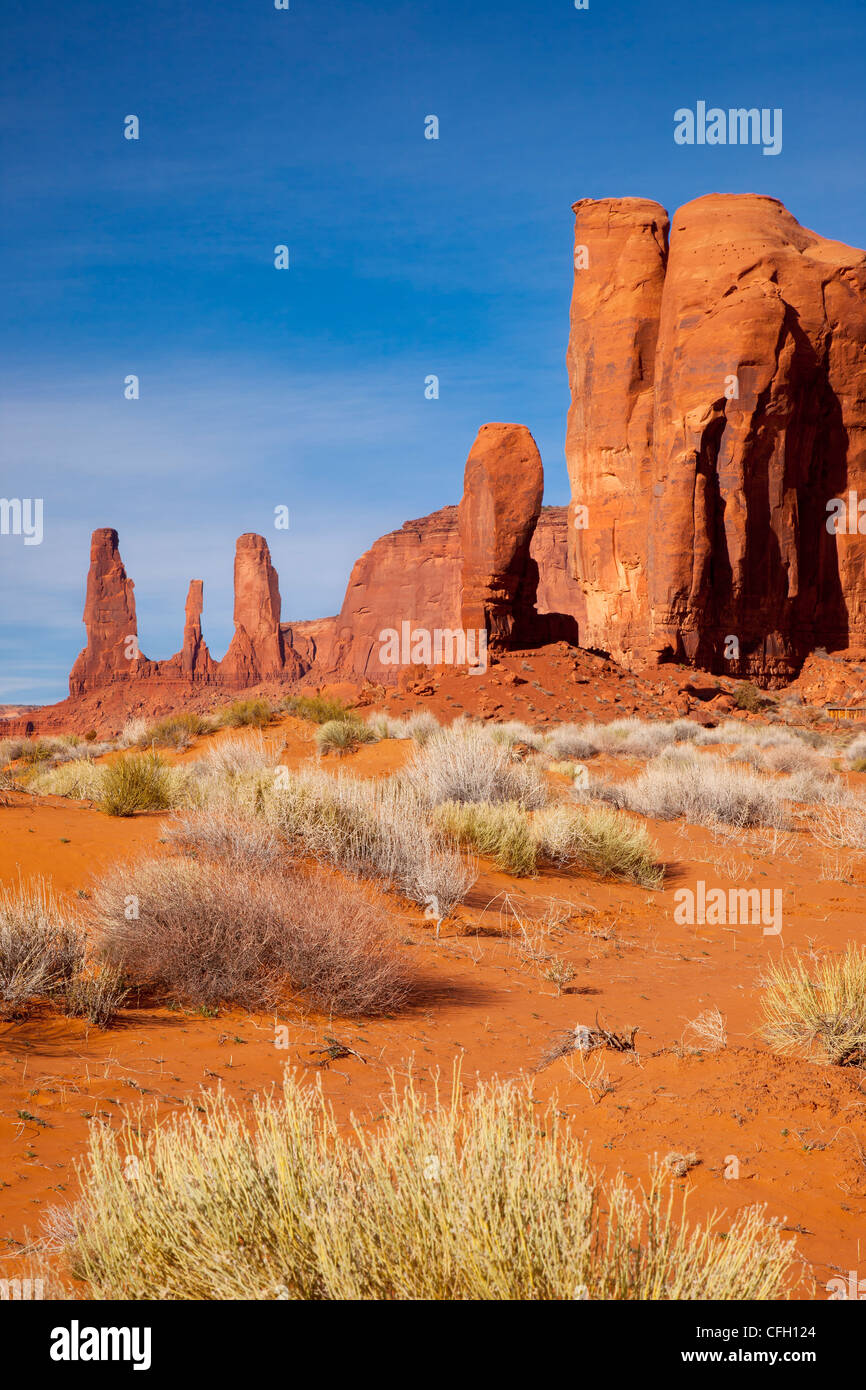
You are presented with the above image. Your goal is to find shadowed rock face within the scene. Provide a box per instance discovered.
[567,192,866,681]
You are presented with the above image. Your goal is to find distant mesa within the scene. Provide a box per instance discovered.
[64,422,583,701]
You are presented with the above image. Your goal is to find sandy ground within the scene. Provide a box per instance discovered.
[2,702,865,1299]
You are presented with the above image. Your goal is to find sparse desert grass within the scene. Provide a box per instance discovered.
[284,693,355,725]
[91,856,414,1016]
[117,717,150,749]
[434,800,538,876]
[533,803,663,888]
[63,963,129,1028]
[315,718,377,756]
[405,721,548,809]
[164,804,285,870]
[26,758,104,801]
[194,732,284,778]
[235,769,475,918]
[217,699,274,729]
[761,946,866,1066]
[845,732,866,772]
[488,720,545,751]
[140,711,210,749]
[99,753,175,817]
[544,724,600,760]
[590,750,790,830]
[0,879,84,1018]
[543,718,699,763]
[810,798,866,852]
[64,1072,798,1300]
[366,710,440,744]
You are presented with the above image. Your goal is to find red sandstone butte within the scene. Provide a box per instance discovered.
[179,580,214,679]
[458,423,544,645]
[14,193,866,731]
[567,192,866,680]
[566,197,668,668]
[69,528,143,695]
[221,533,302,683]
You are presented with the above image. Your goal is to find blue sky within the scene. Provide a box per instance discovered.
[1,0,864,701]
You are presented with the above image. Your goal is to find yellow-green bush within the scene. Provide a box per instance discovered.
[64,1071,798,1300]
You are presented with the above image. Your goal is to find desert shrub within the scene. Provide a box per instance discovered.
[488,721,545,752]
[142,712,209,749]
[0,880,85,1017]
[845,732,866,771]
[91,856,413,1016]
[117,717,149,749]
[0,738,22,767]
[405,721,548,809]
[733,682,764,713]
[284,693,354,725]
[435,801,538,876]
[545,724,600,760]
[17,738,54,765]
[593,719,680,759]
[99,754,174,817]
[63,963,129,1028]
[782,767,846,805]
[254,769,474,918]
[533,804,662,888]
[811,798,866,851]
[218,699,273,729]
[165,805,285,870]
[26,758,103,801]
[367,710,440,744]
[761,946,866,1065]
[403,711,440,744]
[66,1072,797,1300]
[591,750,789,830]
[193,733,283,778]
[316,718,377,756]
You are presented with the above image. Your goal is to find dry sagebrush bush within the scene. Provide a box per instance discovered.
[217,698,273,729]
[140,711,210,749]
[193,732,284,778]
[761,946,866,1066]
[812,798,866,851]
[283,692,355,724]
[164,804,286,870]
[0,879,84,1017]
[252,768,475,918]
[0,880,126,1026]
[91,856,414,1016]
[590,749,790,830]
[404,720,548,809]
[366,710,439,744]
[63,1071,798,1301]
